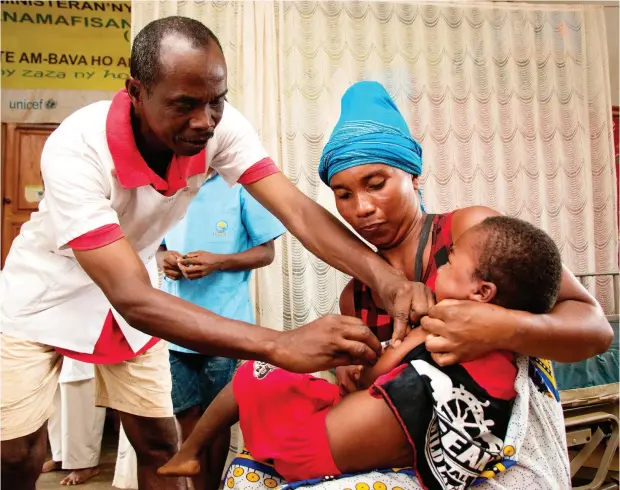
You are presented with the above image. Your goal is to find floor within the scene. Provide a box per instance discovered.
[38,447,118,489]
[38,421,120,490]
[34,413,220,489]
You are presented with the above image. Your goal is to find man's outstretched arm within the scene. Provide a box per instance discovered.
[40,122,380,374]
[243,172,435,340]
[74,237,381,373]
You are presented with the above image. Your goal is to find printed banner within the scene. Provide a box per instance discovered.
[1,1,131,123]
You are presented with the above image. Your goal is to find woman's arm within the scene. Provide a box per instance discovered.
[501,265,611,361]
[423,206,613,365]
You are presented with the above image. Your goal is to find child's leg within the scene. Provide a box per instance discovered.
[158,382,239,477]
[204,429,231,490]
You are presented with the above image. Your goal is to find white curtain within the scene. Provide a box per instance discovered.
[134,1,618,326]
[130,0,617,474]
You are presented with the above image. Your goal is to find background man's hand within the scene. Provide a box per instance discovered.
[178,251,222,280]
[270,315,382,373]
[421,299,509,366]
[376,275,436,344]
[159,250,183,280]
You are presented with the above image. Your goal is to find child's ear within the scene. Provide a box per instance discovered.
[468,281,496,303]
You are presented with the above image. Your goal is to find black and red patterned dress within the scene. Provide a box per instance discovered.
[353,212,454,342]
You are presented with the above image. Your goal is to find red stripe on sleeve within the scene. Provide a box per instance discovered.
[237,157,280,185]
[68,224,124,251]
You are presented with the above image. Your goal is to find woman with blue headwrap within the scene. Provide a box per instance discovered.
[312,81,607,489]
[319,80,607,379]
[211,82,611,490]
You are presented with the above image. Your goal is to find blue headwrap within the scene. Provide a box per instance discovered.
[318,81,424,208]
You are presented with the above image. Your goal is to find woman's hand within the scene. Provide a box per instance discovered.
[421,299,515,366]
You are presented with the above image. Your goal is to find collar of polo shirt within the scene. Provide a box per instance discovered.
[105,89,207,196]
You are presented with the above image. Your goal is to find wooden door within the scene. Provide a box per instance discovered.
[1,123,57,267]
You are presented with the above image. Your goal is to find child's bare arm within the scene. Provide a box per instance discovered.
[357,328,426,389]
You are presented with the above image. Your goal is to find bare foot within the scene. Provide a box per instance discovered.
[158,457,201,477]
[42,460,62,473]
[60,467,100,486]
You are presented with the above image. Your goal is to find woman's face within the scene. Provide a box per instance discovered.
[330,164,421,248]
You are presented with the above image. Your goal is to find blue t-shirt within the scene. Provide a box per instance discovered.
[162,173,286,354]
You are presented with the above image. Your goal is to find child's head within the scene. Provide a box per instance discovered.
[434,216,562,314]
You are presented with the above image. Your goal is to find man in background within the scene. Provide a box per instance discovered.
[159,169,285,488]
[42,359,106,486]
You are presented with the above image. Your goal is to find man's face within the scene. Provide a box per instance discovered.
[128,35,228,156]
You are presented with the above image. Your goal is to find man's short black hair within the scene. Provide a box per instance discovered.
[130,16,223,92]
[472,216,563,314]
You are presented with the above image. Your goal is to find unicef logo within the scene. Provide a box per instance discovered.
[215,221,228,234]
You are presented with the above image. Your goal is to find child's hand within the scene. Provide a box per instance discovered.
[335,365,364,396]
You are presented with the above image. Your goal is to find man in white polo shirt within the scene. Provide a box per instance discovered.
[0,17,426,490]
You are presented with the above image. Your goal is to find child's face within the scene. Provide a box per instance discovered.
[434,228,493,303]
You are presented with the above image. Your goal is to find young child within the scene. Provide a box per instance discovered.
[158,216,563,490]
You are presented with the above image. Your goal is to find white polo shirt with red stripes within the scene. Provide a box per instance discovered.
[0,89,279,364]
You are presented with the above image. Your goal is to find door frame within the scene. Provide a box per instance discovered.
[1,123,58,267]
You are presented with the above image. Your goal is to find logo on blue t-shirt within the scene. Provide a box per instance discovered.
[215,220,228,236]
